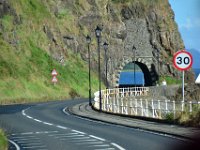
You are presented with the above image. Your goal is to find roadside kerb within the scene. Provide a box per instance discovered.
[67,102,200,140]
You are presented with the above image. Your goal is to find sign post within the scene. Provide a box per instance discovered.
[51,69,58,85]
[173,50,193,102]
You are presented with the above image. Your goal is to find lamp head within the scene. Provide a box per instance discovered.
[95,26,102,38]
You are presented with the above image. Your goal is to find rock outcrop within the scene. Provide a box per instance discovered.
[0,0,194,86]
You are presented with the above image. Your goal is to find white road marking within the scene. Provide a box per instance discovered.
[62,107,70,115]
[72,129,85,134]
[22,110,25,116]
[73,139,97,142]
[95,148,115,150]
[21,132,33,135]
[55,134,85,139]
[34,119,42,122]
[22,145,46,149]
[21,107,126,150]
[43,122,53,126]
[16,138,40,141]
[111,143,126,150]
[27,116,33,119]
[12,136,35,139]
[89,135,105,141]
[76,141,104,145]
[88,144,110,147]
[8,139,20,150]
[48,132,78,137]
[69,137,91,140]
[56,125,67,129]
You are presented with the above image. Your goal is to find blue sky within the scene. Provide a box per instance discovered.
[169,0,200,51]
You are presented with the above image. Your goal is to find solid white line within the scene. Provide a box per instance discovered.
[89,135,105,141]
[22,110,25,116]
[63,107,70,115]
[8,139,20,150]
[111,143,126,150]
[72,129,85,134]
[43,122,53,126]
[56,125,67,129]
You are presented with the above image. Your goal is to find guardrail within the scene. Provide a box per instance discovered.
[93,87,200,119]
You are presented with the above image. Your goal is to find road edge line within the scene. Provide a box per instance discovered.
[9,139,20,150]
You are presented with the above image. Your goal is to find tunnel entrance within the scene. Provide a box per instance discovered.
[119,62,153,87]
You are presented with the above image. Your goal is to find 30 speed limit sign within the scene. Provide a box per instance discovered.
[173,50,193,71]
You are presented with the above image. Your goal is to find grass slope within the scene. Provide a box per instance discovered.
[0,0,101,104]
[0,129,7,150]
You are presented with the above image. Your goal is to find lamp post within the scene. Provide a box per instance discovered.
[132,45,136,88]
[103,42,109,89]
[86,35,92,106]
[95,26,102,111]
[157,48,160,82]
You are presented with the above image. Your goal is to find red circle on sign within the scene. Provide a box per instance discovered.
[173,50,193,71]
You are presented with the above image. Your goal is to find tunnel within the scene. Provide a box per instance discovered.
[118,61,153,87]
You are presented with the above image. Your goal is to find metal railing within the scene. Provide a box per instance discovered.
[93,87,200,119]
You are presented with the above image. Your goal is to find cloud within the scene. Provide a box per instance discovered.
[180,18,200,30]
[179,18,193,29]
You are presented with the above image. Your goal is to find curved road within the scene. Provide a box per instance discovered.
[0,99,190,150]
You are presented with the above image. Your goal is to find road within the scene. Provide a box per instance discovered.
[0,99,191,150]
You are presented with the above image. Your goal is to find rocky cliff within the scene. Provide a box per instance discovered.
[0,0,194,103]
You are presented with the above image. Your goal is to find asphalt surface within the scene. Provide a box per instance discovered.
[0,99,195,150]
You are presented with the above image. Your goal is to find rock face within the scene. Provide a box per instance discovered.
[0,0,190,86]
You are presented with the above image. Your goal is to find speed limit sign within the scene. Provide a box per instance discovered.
[173,50,193,71]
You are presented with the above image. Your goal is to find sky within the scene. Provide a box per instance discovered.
[169,0,200,51]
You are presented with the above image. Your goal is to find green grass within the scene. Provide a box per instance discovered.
[159,76,181,85]
[0,129,7,150]
[0,0,103,104]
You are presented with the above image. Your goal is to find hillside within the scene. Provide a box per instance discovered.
[0,0,187,104]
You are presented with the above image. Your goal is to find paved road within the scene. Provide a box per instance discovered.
[0,99,191,150]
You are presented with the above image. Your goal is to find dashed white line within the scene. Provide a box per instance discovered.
[27,116,33,119]
[48,132,78,137]
[72,129,85,134]
[22,145,46,149]
[43,122,53,126]
[89,135,105,141]
[21,132,33,135]
[34,119,42,123]
[56,125,67,129]
[55,134,85,139]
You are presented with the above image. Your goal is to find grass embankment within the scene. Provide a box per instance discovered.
[0,0,101,104]
[0,129,7,150]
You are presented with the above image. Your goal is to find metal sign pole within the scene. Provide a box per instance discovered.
[182,70,184,102]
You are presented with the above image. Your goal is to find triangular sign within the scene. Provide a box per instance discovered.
[195,74,200,84]
[51,69,58,76]
[52,76,58,83]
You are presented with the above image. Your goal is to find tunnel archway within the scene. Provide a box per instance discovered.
[115,57,157,87]
[119,61,152,87]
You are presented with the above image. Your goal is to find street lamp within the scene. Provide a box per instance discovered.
[103,42,109,89]
[86,35,92,106]
[157,48,160,82]
[132,45,136,88]
[95,26,102,111]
